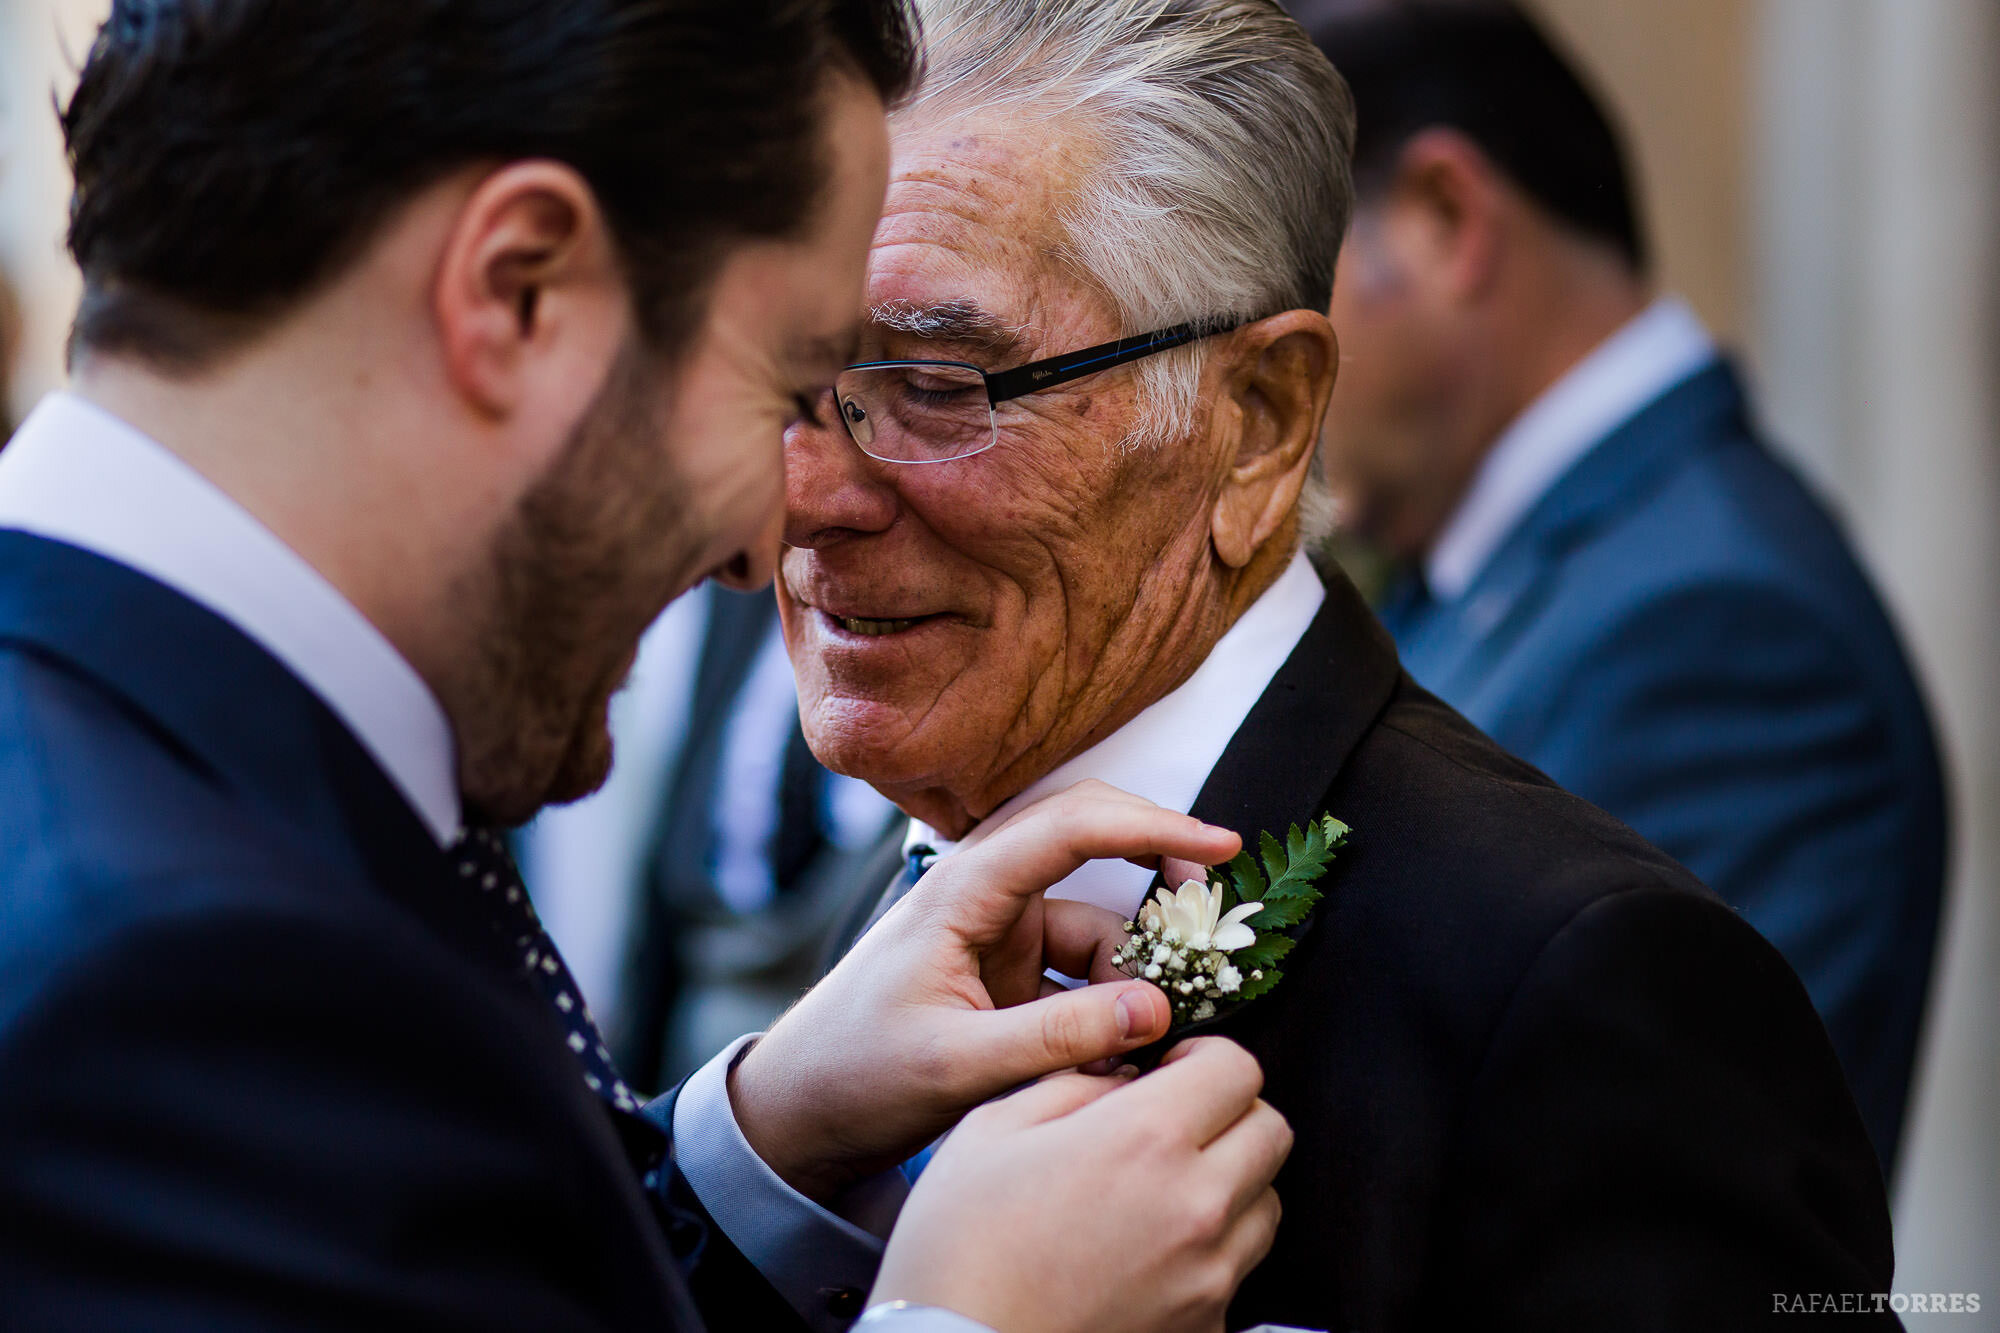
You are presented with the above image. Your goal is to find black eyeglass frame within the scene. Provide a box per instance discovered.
[833,316,1244,462]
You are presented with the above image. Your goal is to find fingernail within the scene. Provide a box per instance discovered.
[1115,1063,1141,1080]
[1117,986,1151,1040]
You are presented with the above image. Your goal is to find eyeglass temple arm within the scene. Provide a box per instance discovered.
[982,319,1239,405]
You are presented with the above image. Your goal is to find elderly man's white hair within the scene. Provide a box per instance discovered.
[905,0,1356,542]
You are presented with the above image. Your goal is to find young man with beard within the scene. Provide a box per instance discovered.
[0,3,1292,1331]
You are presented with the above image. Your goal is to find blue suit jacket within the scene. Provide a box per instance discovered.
[1384,359,1947,1171]
[0,532,795,1329]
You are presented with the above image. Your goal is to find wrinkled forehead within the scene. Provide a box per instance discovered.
[869,113,1117,360]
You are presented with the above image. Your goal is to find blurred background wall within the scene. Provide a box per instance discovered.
[2,0,1994,1319]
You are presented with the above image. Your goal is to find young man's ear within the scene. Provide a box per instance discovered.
[433,161,624,420]
[1210,309,1338,569]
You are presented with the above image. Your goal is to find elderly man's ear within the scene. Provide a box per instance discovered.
[1209,310,1339,569]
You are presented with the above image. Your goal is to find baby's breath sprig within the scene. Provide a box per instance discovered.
[1114,814,1350,1026]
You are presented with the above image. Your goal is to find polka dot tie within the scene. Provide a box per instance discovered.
[451,826,644,1118]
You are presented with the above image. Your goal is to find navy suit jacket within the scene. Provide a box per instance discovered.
[0,532,779,1329]
[1384,359,1947,1170]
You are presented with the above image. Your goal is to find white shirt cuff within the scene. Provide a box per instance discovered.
[671,1034,913,1331]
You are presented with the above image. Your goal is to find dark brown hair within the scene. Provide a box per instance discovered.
[62,0,921,369]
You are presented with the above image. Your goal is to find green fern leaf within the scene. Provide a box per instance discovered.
[1230,933,1296,974]
[1247,894,1314,930]
[1257,829,1287,888]
[1222,848,1267,902]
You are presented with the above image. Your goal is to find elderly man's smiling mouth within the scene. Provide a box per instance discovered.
[817,603,962,640]
[787,574,970,642]
[832,612,929,637]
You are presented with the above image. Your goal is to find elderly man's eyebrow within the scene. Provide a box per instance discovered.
[869,298,1029,363]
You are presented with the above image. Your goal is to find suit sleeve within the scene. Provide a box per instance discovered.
[1517,578,1943,1160]
[1421,885,1898,1330]
[0,894,702,1332]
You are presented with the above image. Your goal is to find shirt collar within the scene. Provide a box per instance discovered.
[1425,296,1717,602]
[0,392,463,844]
[905,547,1325,920]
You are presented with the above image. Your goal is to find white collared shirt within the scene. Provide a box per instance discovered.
[1425,296,1717,602]
[0,392,462,843]
[904,548,1326,923]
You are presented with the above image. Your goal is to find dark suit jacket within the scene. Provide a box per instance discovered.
[840,562,1898,1332]
[0,532,764,1329]
[1384,359,1946,1171]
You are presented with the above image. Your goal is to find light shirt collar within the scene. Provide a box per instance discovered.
[1425,296,1717,602]
[904,548,1325,921]
[0,392,463,844]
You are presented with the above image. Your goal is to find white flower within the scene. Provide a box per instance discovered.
[1141,879,1262,954]
[1216,962,1243,994]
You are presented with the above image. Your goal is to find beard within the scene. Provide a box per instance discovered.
[449,338,708,827]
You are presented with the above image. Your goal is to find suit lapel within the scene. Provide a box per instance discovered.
[1187,564,1402,842]
[1110,566,1404,1055]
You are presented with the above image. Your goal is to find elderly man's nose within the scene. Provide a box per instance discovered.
[783,411,899,548]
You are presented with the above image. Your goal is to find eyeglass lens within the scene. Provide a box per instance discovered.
[834,363,997,463]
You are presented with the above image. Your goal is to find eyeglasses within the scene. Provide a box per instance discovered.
[832,317,1242,464]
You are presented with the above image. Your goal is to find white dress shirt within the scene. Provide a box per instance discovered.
[0,392,971,1333]
[1425,296,1718,602]
[906,548,1327,923]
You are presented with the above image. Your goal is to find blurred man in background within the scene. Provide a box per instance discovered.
[1301,0,1947,1172]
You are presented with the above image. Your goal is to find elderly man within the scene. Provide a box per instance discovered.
[786,1,1900,1329]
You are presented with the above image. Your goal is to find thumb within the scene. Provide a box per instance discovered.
[948,980,1170,1091]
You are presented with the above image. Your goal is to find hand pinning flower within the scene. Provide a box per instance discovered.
[1115,815,1350,1029]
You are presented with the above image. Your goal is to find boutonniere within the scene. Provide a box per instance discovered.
[1113,815,1350,1026]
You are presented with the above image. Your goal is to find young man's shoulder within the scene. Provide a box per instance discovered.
[0,643,418,1027]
